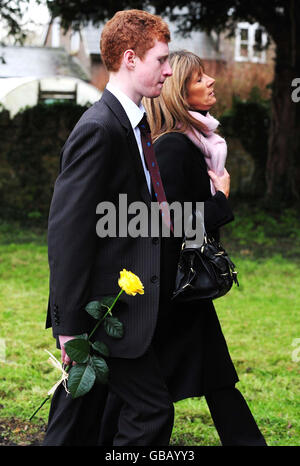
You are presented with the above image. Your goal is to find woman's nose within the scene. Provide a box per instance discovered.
[205,74,215,87]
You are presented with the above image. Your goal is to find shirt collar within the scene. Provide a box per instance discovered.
[106,82,145,130]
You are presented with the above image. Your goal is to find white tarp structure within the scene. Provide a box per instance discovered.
[0,76,101,117]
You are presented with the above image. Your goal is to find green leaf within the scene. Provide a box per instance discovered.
[99,296,116,311]
[91,341,110,357]
[90,355,109,384]
[64,337,90,363]
[85,300,103,320]
[67,363,96,399]
[103,315,123,339]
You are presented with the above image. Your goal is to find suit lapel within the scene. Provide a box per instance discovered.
[101,89,151,207]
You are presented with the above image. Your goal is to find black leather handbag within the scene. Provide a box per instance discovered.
[172,212,239,302]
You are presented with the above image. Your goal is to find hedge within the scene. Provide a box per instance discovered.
[0,101,89,225]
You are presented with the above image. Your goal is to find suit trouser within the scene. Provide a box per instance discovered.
[99,386,267,446]
[42,346,174,446]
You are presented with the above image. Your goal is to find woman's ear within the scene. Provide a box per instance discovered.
[123,49,136,70]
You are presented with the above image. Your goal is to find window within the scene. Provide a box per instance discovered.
[70,30,80,54]
[52,17,60,48]
[235,22,268,63]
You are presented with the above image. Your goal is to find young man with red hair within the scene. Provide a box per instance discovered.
[43,9,173,446]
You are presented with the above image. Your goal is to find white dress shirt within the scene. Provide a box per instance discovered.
[106,82,151,193]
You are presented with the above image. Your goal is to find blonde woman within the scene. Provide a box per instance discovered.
[142,50,267,446]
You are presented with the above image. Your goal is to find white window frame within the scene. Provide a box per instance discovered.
[70,30,81,54]
[235,22,267,63]
[52,17,60,48]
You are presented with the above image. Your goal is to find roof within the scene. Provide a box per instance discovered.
[168,24,222,60]
[81,23,103,55]
[0,46,89,80]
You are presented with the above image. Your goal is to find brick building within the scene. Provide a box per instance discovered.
[43,17,275,106]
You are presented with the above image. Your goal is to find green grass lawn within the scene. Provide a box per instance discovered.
[0,208,300,446]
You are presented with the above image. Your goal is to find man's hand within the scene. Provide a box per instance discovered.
[58,335,76,366]
[208,168,230,199]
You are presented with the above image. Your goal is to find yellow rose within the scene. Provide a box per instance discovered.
[118,269,144,296]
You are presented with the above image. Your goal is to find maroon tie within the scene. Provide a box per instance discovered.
[138,114,173,233]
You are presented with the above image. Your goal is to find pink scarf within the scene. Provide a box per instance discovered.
[184,111,227,195]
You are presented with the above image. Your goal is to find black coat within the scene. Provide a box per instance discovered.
[151,132,239,401]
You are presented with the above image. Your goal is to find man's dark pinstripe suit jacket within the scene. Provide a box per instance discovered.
[46,89,161,359]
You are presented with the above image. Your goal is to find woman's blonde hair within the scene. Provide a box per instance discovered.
[143,50,208,142]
